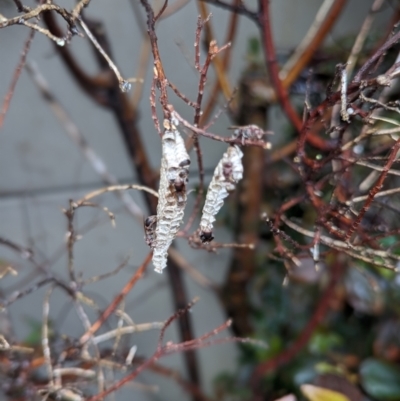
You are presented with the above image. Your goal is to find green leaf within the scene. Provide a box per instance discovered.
[379,235,398,248]
[315,362,345,376]
[301,384,350,401]
[360,358,400,400]
[23,319,42,346]
[247,37,261,58]
[309,331,342,355]
[23,318,54,346]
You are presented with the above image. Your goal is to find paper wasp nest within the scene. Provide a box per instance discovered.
[230,124,270,145]
[199,145,243,242]
[152,119,190,273]
[144,215,157,249]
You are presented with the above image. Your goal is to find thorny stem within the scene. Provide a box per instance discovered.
[199,0,239,124]
[353,29,400,82]
[344,138,400,241]
[186,24,220,234]
[197,2,233,103]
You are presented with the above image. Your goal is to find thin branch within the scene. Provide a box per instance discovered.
[258,0,303,135]
[42,286,55,388]
[0,4,75,28]
[353,29,400,82]
[19,19,69,45]
[280,0,347,87]
[72,0,91,19]
[201,0,258,22]
[344,138,400,241]
[0,30,35,130]
[345,0,385,77]
[197,2,233,103]
[86,315,248,401]
[80,252,152,344]
[78,17,141,92]
[154,0,168,22]
[172,108,270,148]
[25,61,146,220]
[200,0,240,125]
[281,215,399,270]
[139,0,170,115]
[75,184,158,206]
[92,322,164,344]
[348,186,400,205]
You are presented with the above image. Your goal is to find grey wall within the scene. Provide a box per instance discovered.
[0,0,391,400]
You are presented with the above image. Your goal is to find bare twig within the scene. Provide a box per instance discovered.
[172,108,270,148]
[201,0,258,22]
[42,286,55,388]
[78,17,141,92]
[86,306,251,401]
[92,322,163,345]
[280,0,347,87]
[26,61,146,220]
[0,4,74,29]
[0,30,35,130]
[139,0,170,115]
[80,252,152,344]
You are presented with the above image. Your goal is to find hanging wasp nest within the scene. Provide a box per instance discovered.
[151,118,191,273]
[145,110,270,272]
[199,145,244,243]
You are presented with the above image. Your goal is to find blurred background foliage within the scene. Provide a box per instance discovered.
[213,21,400,401]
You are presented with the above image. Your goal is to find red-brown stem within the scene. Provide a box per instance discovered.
[272,195,305,257]
[258,0,331,152]
[353,29,400,82]
[182,28,219,234]
[282,0,348,89]
[252,257,345,384]
[258,0,302,133]
[79,252,151,344]
[140,0,170,116]
[87,320,235,401]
